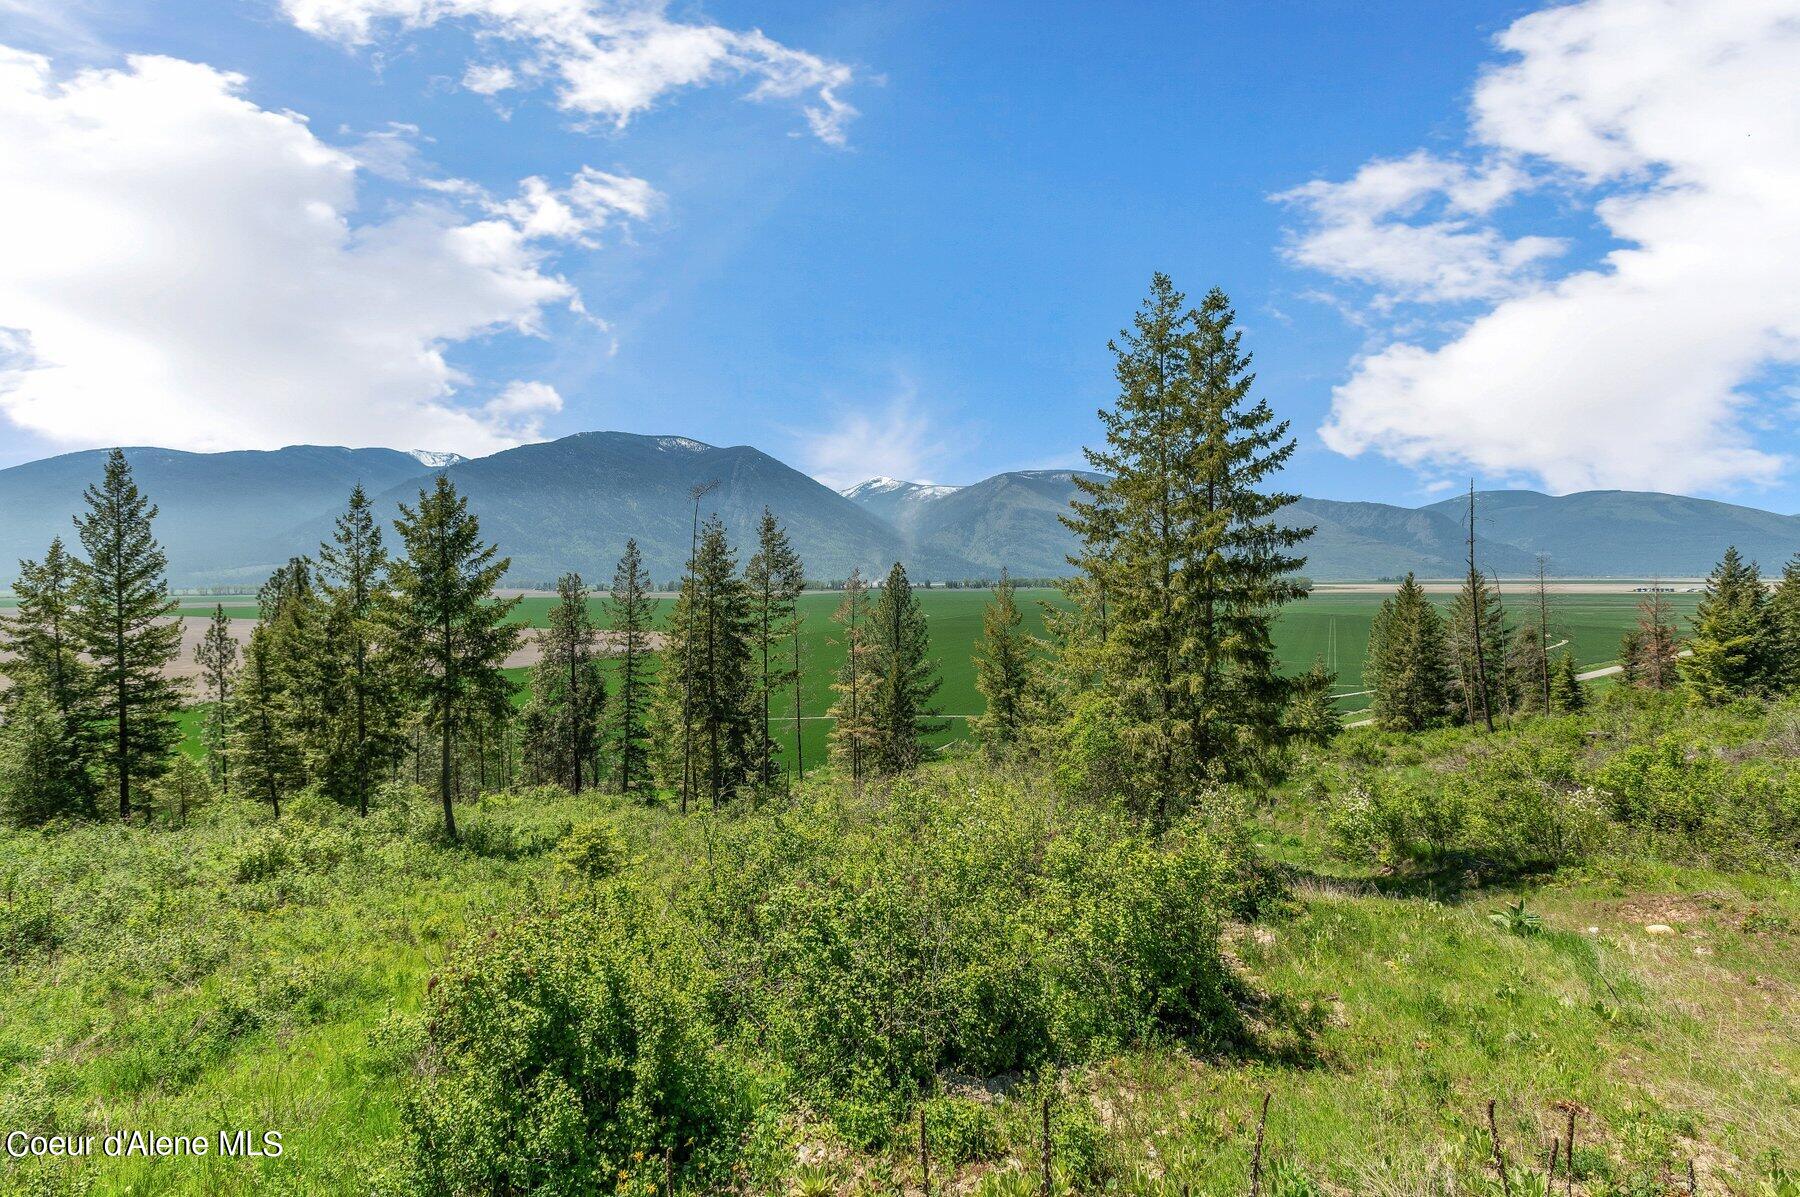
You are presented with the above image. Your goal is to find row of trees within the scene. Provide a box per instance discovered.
[5,273,1405,833]
[0,449,962,832]
[1364,547,1800,732]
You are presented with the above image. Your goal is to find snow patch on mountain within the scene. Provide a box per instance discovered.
[408,450,466,468]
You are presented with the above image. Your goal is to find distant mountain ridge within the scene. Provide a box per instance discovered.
[1,432,1795,586]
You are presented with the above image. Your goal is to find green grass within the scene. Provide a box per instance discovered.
[168,588,1699,765]
[4,744,1795,1195]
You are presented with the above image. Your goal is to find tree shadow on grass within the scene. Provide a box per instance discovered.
[1282,855,1560,905]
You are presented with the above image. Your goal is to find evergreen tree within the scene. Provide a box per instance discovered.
[1680,546,1774,705]
[71,449,184,820]
[193,604,239,793]
[155,754,216,828]
[1065,275,1311,819]
[867,563,945,775]
[826,569,877,794]
[1770,554,1800,694]
[524,573,605,794]
[1365,573,1453,732]
[230,623,300,817]
[1550,651,1587,714]
[744,509,805,788]
[1505,622,1550,716]
[972,570,1035,752]
[1,537,99,815]
[316,485,405,815]
[0,689,87,826]
[656,516,754,810]
[605,539,657,797]
[1623,588,1681,690]
[388,476,522,839]
[1447,569,1508,728]
[1284,658,1342,747]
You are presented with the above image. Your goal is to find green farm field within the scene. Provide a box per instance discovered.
[499,587,1703,762]
[164,588,1700,763]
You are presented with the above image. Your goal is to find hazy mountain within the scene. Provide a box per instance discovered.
[909,470,1100,577]
[5,436,1796,589]
[1420,490,1800,577]
[838,477,961,536]
[0,445,432,586]
[336,432,927,586]
[1290,498,1540,579]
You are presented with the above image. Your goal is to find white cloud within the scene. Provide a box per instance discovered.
[282,0,859,145]
[1280,0,1800,495]
[794,392,943,491]
[461,62,516,95]
[482,379,563,439]
[1276,152,1565,304]
[0,45,657,456]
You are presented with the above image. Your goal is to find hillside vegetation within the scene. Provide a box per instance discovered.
[4,275,1798,1196]
[2,693,1797,1194]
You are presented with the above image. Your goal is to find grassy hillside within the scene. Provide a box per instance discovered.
[5,696,1797,1195]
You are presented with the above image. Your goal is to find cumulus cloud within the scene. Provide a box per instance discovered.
[482,379,563,440]
[1279,0,1800,495]
[282,0,859,145]
[794,391,944,491]
[0,45,658,456]
[1276,153,1565,304]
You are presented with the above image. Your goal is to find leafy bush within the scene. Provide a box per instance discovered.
[732,774,1254,1134]
[1315,695,1800,873]
[403,897,749,1195]
[559,819,628,883]
[1,876,56,962]
[919,1094,1001,1164]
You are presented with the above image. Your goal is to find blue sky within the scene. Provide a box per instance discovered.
[3,0,1798,511]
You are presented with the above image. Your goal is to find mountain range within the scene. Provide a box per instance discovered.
[1,431,1796,587]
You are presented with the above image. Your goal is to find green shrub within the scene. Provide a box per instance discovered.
[708,774,1256,1141]
[1317,697,1800,873]
[402,898,748,1195]
[920,1094,1001,1164]
[1,877,56,962]
[559,819,628,883]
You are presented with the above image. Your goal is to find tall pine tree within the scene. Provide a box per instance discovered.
[388,476,521,839]
[71,449,184,820]
[606,538,657,797]
[744,509,805,788]
[1,537,99,816]
[1064,275,1311,819]
[867,563,945,775]
[826,569,877,795]
[1366,573,1452,732]
[1770,554,1800,695]
[316,485,405,814]
[1447,569,1508,728]
[972,570,1035,753]
[656,516,754,810]
[523,573,605,794]
[230,622,299,816]
[193,604,239,794]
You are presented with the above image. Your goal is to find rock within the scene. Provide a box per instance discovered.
[1645,923,1676,936]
